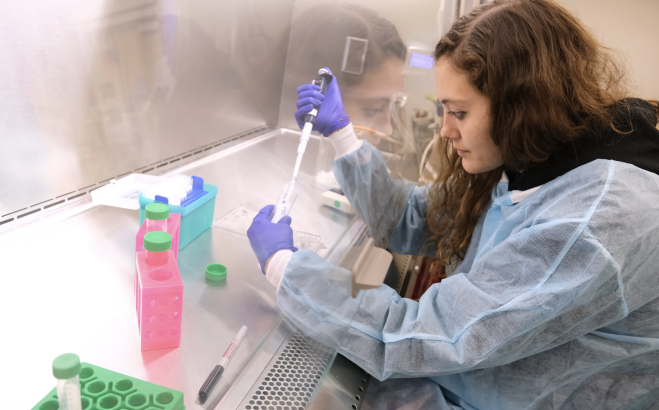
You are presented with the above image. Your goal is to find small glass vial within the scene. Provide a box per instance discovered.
[145,203,170,233]
[144,231,172,266]
[53,353,82,410]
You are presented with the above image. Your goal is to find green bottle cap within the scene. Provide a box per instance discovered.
[145,203,170,221]
[144,231,172,252]
[53,353,81,379]
[206,264,227,281]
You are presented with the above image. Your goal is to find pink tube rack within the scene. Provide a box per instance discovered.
[135,213,181,325]
[136,250,183,350]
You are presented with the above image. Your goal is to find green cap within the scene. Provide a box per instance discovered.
[206,264,227,281]
[145,203,170,221]
[144,231,172,252]
[53,353,81,379]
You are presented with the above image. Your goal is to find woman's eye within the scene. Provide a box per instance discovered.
[362,108,384,118]
[448,111,465,120]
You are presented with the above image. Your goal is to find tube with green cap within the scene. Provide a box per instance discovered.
[145,203,170,233]
[53,353,82,410]
[144,231,172,266]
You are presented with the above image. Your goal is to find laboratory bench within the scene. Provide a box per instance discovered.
[4,129,370,410]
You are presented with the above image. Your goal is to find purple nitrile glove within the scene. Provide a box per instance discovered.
[295,68,351,137]
[247,205,298,274]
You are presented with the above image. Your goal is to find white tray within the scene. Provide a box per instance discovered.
[91,174,165,210]
[214,206,322,252]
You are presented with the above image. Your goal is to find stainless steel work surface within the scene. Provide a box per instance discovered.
[3,129,359,409]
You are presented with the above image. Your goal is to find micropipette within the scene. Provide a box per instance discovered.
[271,69,334,223]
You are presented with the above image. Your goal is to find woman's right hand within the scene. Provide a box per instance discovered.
[295,68,351,137]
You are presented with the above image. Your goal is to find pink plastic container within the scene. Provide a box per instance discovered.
[136,249,183,350]
[135,213,180,322]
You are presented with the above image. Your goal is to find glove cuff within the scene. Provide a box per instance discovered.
[327,123,363,159]
[323,114,352,137]
[265,249,294,288]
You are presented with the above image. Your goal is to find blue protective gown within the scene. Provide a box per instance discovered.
[276,107,659,409]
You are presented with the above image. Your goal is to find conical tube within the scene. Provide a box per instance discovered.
[270,180,299,223]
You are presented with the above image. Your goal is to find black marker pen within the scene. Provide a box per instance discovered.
[198,326,247,404]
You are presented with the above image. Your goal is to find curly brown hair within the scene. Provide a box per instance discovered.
[427,0,637,265]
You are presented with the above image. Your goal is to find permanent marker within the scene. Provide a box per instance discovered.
[198,326,247,404]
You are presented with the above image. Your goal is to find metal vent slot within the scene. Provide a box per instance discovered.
[31,199,54,207]
[0,125,271,228]
[2,207,26,218]
[240,331,334,410]
[390,253,413,293]
[337,228,370,271]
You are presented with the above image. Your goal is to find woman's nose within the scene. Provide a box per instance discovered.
[440,116,458,140]
[377,111,393,137]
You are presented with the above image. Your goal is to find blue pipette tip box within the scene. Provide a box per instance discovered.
[139,176,217,249]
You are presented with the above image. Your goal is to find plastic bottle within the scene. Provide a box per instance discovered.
[144,231,171,266]
[53,353,82,410]
[145,203,169,233]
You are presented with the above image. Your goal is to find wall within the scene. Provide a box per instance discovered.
[555,0,659,99]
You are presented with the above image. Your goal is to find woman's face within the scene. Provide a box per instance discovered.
[341,58,404,142]
[435,57,503,174]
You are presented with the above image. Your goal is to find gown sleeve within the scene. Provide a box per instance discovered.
[333,137,432,254]
[277,161,633,381]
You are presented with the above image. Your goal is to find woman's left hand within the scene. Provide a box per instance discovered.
[247,205,298,274]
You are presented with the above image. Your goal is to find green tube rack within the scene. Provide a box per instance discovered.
[32,362,184,410]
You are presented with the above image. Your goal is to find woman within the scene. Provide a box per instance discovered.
[248,0,659,408]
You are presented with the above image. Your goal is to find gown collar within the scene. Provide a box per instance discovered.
[498,171,541,205]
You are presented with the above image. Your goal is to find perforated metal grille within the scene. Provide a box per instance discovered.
[242,332,334,410]
[337,227,370,271]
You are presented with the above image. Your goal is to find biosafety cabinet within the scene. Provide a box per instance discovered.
[0,0,471,408]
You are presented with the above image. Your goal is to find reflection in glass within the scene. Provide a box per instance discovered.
[277,3,423,183]
[0,0,295,217]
